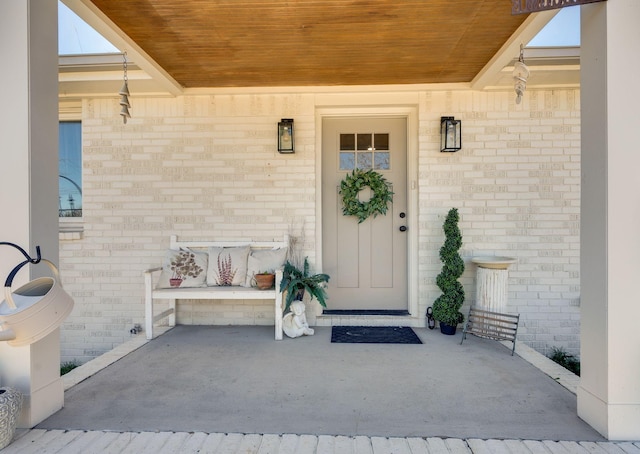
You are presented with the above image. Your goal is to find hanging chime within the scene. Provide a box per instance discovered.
[513,44,530,105]
[119,51,131,124]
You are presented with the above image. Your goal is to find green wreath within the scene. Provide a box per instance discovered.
[339,169,394,223]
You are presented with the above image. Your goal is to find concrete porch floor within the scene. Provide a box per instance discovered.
[5,325,640,453]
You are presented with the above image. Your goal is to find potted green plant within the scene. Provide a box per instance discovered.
[280,257,330,311]
[431,207,465,335]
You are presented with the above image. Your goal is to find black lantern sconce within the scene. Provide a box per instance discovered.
[440,116,462,152]
[278,118,294,153]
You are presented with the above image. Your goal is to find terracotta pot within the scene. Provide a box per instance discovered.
[169,278,183,287]
[254,274,275,290]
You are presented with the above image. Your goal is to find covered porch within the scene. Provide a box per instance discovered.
[2,0,640,444]
[34,326,603,442]
[7,325,635,452]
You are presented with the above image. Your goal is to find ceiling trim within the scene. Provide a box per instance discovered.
[471,9,559,90]
[182,83,473,96]
[61,0,183,96]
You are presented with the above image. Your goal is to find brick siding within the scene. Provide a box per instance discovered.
[59,89,580,363]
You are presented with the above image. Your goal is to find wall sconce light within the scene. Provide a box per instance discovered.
[278,118,294,153]
[440,116,462,152]
[513,44,530,105]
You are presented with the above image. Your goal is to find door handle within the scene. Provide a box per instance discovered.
[399,226,407,232]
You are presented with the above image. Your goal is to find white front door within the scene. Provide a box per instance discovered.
[322,117,408,311]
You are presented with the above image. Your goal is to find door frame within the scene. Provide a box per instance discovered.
[315,106,419,318]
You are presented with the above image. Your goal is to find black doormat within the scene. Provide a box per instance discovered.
[331,326,422,344]
[323,309,409,316]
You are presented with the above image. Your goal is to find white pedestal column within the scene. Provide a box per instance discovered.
[0,0,61,429]
[0,330,64,428]
[471,257,517,313]
[475,267,509,313]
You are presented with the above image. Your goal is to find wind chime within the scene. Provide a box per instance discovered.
[513,44,530,105]
[119,51,131,123]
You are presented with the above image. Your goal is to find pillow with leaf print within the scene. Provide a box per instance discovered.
[156,248,208,289]
[206,245,250,286]
[243,247,288,287]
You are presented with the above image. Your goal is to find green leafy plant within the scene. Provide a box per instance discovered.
[279,257,330,311]
[339,169,394,223]
[432,208,465,328]
[549,346,581,376]
[60,360,80,376]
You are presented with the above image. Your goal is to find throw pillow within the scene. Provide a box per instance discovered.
[156,248,208,289]
[244,247,288,287]
[207,245,250,286]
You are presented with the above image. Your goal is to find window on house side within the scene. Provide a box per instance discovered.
[59,121,82,218]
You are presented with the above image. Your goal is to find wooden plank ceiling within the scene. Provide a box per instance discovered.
[90,0,529,88]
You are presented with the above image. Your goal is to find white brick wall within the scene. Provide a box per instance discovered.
[417,90,580,357]
[59,88,580,364]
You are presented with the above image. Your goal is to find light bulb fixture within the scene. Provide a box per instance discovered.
[513,44,530,105]
[119,51,131,124]
[277,118,294,153]
[440,116,462,152]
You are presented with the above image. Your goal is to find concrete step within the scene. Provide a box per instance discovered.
[4,430,639,454]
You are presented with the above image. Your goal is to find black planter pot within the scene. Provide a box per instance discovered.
[439,323,457,335]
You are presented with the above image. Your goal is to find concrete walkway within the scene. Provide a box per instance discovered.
[4,325,640,453]
[5,429,640,453]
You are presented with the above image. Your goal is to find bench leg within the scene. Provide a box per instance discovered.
[274,298,283,340]
[169,299,176,327]
[274,270,284,340]
[144,273,154,340]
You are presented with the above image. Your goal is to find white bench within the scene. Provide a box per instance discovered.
[144,235,287,340]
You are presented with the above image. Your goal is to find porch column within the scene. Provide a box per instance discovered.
[0,0,62,428]
[578,0,640,440]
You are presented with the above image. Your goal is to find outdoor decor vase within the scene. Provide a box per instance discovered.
[0,387,23,450]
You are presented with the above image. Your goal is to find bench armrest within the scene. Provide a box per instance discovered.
[144,266,163,275]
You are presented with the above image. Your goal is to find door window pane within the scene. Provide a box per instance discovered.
[340,134,355,151]
[357,133,373,150]
[338,131,392,171]
[374,152,390,170]
[374,133,389,150]
[339,152,355,170]
[356,152,372,169]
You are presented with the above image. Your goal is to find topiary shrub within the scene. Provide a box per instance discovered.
[432,207,465,329]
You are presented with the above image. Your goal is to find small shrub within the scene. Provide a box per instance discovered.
[432,208,465,327]
[60,360,80,376]
[549,346,580,376]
